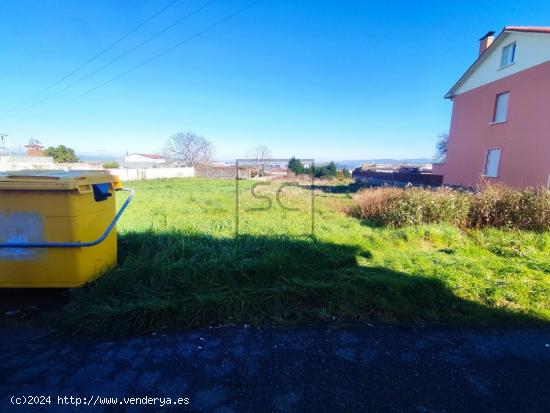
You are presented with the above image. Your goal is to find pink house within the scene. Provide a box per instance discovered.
[433,26,550,189]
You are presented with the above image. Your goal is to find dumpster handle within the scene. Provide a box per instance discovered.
[0,187,134,249]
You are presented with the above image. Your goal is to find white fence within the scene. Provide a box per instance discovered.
[0,157,195,181]
[107,167,195,181]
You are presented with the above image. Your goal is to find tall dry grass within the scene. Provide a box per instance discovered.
[468,184,550,230]
[346,184,550,231]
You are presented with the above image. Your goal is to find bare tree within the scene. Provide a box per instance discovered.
[250,144,272,176]
[165,132,214,166]
[252,144,272,163]
[435,132,449,162]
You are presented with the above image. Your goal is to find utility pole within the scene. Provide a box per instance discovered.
[0,133,9,156]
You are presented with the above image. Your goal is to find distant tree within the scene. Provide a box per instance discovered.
[28,137,42,145]
[336,168,351,179]
[44,145,79,163]
[250,144,272,176]
[165,132,214,166]
[311,165,321,177]
[252,144,272,163]
[308,161,338,178]
[288,157,304,175]
[435,133,449,161]
[289,158,338,178]
[342,168,351,178]
[326,161,337,177]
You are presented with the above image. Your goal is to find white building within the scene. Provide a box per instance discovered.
[124,153,166,164]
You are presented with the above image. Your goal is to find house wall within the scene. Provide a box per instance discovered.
[455,32,550,95]
[431,163,445,176]
[26,147,44,157]
[441,59,550,188]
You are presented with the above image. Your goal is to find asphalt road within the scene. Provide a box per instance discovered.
[1,323,549,412]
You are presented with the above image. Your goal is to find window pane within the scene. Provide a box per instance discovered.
[494,92,509,122]
[501,43,515,67]
[501,46,508,66]
[485,149,501,177]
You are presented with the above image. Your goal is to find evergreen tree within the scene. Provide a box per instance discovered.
[288,157,304,174]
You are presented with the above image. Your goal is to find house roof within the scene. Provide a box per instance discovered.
[445,26,550,99]
[128,153,164,159]
[505,26,550,34]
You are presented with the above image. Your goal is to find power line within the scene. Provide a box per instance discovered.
[20,0,218,112]
[54,0,263,110]
[13,0,180,109]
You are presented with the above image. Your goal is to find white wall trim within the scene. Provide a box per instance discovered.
[447,31,550,98]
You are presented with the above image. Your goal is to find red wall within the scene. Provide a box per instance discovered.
[441,60,550,188]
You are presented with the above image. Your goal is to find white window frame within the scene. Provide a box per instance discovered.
[492,92,510,123]
[483,148,502,178]
[500,42,516,68]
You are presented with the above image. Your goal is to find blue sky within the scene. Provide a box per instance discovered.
[1,0,549,161]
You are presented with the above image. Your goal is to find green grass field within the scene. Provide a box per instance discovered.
[62,178,550,334]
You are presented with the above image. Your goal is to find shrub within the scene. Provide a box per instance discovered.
[348,187,470,227]
[346,184,550,231]
[102,161,119,169]
[346,187,402,225]
[469,184,550,231]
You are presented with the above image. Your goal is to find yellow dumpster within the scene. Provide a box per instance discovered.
[0,170,133,288]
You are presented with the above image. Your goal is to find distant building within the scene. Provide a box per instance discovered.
[267,166,289,176]
[124,153,166,164]
[24,143,44,157]
[434,26,550,188]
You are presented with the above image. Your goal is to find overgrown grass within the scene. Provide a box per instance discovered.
[61,178,550,335]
